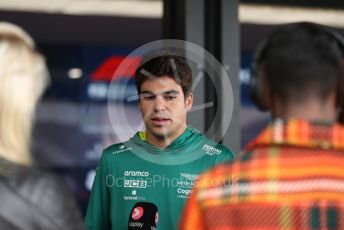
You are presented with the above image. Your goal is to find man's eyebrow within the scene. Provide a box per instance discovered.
[140,91,154,95]
[140,90,180,95]
[162,90,179,95]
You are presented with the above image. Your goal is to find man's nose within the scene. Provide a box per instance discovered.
[154,96,166,112]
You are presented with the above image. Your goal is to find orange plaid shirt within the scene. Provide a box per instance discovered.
[180,119,344,230]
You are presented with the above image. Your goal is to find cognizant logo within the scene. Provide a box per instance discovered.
[177,188,192,196]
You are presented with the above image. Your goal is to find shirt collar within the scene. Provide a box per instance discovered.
[245,118,344,151]
[135,126,200,150]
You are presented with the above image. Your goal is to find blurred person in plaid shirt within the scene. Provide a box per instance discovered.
[180,22,344,230]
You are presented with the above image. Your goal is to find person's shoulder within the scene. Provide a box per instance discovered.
[11,166,68,198]
[28,170,84,229]
[214,143,235,157]
[195,162,233,190]
[4,162,56,190]
[5,165,76,209]
[102,141,126,153]
[3,165,84,230]
[101,140,134,158]
[194,130,235,159]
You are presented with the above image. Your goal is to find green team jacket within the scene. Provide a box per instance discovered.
[85,126,235,230]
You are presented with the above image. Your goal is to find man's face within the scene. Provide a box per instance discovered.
[139,76,193,142]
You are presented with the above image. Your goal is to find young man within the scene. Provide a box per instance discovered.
[85,55,234,229]
[180,22,344,229]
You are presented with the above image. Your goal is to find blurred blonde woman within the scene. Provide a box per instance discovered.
[0,22,84,230]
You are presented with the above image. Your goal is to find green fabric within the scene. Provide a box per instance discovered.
[327,206,338,229]
[310,206,321,230]
[85,126,235,230]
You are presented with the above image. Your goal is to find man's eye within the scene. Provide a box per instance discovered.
[165,96,176,100]
[143,95,155,101]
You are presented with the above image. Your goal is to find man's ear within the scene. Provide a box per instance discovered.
[259,64,272,110]
[185,92,193,111]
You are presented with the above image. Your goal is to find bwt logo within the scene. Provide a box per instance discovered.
[124,180,147,188]
[202,144,222,155]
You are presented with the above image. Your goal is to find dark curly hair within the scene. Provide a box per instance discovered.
[135,55,193,99]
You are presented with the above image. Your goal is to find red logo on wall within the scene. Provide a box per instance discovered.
[91,56,141,82]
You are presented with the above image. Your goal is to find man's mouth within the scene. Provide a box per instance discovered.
[151,117,171,126]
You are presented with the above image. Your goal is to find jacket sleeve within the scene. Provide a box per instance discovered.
[85,152,111,229]
[33,173,85,230]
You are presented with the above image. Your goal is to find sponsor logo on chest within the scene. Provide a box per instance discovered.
[202,144,222,156]
[175,173,198,199]
[122,171,150,201]
[113,145,132,154]
[124,180,147,188]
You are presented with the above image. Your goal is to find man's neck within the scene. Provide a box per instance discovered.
[146,126,188,149]
[273,97,337,122]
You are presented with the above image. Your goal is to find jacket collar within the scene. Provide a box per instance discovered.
[132,126,201,151]
[245,118,344,151]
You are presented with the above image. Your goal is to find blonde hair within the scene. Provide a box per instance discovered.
[0,22,49,165]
